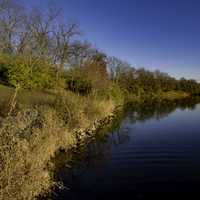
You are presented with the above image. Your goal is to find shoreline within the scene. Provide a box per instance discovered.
[0,91,195,200]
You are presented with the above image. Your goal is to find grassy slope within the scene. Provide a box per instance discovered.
[0,84,55,107]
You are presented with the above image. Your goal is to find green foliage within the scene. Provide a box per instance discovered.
[28,60,56,89]
[6,56,31,88]
[0,54,56,89]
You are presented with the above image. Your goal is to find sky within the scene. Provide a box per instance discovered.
[21,0,200,81]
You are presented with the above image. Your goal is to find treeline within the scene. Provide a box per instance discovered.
[0,0,199,96]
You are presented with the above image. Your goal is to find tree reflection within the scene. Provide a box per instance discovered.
[126,97,200,123]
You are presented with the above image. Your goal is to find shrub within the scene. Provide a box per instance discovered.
[0,54,56,89]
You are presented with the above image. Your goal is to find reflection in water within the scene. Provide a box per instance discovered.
[126,97,199,123]
[51,97,200,200]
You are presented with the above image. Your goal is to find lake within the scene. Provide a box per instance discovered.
[52,98,200,200]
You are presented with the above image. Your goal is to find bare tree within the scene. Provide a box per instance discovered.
[0,0,25,53]
[107,56,131,83]
[26,6,60,58]
[67,41,100,68]
[52,22,80,79]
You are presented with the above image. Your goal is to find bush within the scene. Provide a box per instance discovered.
[0,54,56,89]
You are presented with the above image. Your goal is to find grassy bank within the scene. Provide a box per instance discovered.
[0,85,121,200]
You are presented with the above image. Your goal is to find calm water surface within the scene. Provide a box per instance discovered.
[53,99,200,200]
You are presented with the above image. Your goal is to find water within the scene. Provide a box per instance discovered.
[52,98,200,200]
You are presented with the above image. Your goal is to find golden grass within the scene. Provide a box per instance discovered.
[0,87,117,200]
[0,107,77,200]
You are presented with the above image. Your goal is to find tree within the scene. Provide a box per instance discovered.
[82,51,109,92]
[52,22,80,79]
[107,56,131,83]
[0,0,26,53]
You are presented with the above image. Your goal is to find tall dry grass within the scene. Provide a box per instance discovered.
[0,106,76,200]
[0,88,118,200]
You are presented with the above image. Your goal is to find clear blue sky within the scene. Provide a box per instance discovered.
[21,0,200,81]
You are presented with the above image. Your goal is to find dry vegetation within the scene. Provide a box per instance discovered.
[0,86,118,200]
